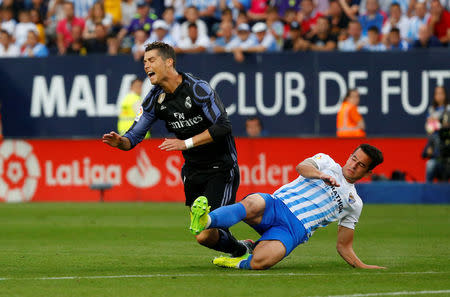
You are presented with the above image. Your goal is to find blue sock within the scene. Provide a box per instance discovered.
[239,255,253,270]
[209,203,247,229]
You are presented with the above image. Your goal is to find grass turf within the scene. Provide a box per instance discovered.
[0,203,449,297]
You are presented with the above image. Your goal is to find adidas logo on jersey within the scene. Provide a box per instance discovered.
[160,105,166,110]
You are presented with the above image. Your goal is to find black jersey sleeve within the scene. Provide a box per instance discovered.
[190,79,231,141]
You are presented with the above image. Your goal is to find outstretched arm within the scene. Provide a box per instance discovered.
[296,159,340,187]
[336,225,386,269]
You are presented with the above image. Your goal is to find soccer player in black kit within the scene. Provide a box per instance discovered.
[102,41,251,257]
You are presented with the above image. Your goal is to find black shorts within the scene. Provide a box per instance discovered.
[182,164,240,210]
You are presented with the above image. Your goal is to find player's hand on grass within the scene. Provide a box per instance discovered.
[320,173,340,187]
[102,131,122,147]
[159,138,186,151]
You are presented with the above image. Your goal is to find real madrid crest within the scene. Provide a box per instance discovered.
[158,93,166,104]
[185,96,192,109]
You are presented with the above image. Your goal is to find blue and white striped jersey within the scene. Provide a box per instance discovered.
[273,153,363,237]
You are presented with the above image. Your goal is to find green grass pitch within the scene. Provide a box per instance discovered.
[0,203,449,297]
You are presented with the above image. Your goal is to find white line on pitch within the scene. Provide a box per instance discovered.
[0,271,448,281]
[308,290,450,297]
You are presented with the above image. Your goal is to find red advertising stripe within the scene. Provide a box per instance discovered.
[0,138,427,203]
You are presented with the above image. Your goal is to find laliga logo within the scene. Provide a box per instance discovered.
[0,140,41,202]
[126,149,160,188]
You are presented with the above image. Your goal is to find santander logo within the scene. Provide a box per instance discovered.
[0,140,41,202]
[126,149,161,188]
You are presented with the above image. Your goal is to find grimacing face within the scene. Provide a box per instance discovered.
[342,148,372,183]
[143,49,172,85]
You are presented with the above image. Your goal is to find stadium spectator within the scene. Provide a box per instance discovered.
[120,0,137,27]
[248,0,269,21]
[117,77,149,138]
[336,89,366,138]
[296,0,323,38]
[180,6,209,40]
[85,23,111,54]
[407,1,429,42]
[245,116,266,137]
[358,0,386,37]
[131,28,148,60]
[145,20,177,47]
[103,0,123,26]
[1,7,16,36]
[162,6,181,43]
[283,21,303,50]
[359,0,390,16]
[411,24,443,48]
[14,10,38,47]
[21,30,49,57]
[338,20,366,51]
[45,0,65,43]
[83,2,113,40]
[218,0,251,20]
[381,3,410,42]
[423,85,450,182]
[30,8,46,44]
[327,0,350,36]
[266,7,284,45]
[73,0,96,19]
[428,0,450,44]
[298,16,337,51]
[211,21,237,52]
[189,144,385,270]
[245,22,278,52]
[361,25,386,50]
[29,0,47,22]
[385,27,409,50]
[282,8,297,39]
[0,29,20,57]
[185,0,219,31]
[66,24,87,55]
[271,0,301,17]
[337,0,361,20]
[56,1,85,55]
[175,22,210,53]
[164,0,185,21]
[116,0,157,50]
[227,22,256,60]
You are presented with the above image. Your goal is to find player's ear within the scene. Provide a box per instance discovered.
[166,57,174,68]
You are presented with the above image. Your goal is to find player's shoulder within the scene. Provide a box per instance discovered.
[182,72,214,100]
[309,153,339,170]
[142,85,164,111]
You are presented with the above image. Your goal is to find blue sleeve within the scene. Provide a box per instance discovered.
[123,94,158,149]
[191,80,232,141]
[35,45,49,57]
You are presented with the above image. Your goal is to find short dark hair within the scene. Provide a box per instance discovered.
[187,22,198,29]
[354,144,384,171]
[390,27,400,34]
[145,41,176,67]
[368,26,379,34]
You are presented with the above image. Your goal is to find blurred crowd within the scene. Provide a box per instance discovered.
[0,0,449,59]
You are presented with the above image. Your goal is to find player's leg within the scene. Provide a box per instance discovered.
[190,193,266,234]
[213,240,286,270]
[212,194,308,270]
[188,166,251,256]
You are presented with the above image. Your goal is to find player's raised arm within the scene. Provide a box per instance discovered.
[296,158,340,187]
[336,225,386,269]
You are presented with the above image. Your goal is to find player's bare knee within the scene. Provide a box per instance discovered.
[250,256,273,270]
[241,194,265,220]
